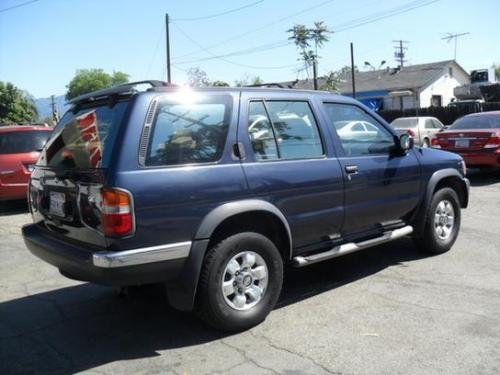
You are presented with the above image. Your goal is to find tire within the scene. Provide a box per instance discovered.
[414,187,461,254]
[196,232,284,331]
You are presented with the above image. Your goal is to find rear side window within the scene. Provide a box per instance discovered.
[248,100,323,161]
[391,118,418,128]
[146,96,231,166]
[450,115,500,129]
[0,131,51,154]
[37,101,129,168]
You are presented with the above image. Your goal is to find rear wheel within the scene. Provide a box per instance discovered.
[414,187,461,254]
[196,232,283,331]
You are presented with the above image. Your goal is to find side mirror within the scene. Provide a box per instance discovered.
[399,133,414,152]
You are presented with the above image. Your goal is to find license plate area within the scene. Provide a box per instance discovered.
[49,191,66,217]
[455,139,469,148]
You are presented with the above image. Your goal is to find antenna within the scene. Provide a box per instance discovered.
[393,40,408,68]
[441,32,470,60]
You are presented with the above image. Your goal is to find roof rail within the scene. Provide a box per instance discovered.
[69,80,174,104]
[244,83,286,88]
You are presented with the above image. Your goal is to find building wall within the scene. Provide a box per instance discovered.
[383,95,418,110]
[419,64,470,107]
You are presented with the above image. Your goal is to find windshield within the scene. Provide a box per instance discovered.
[36,101,129,168]
[391,118,418,128]
[450,115,500,130]
[0,131,51,154]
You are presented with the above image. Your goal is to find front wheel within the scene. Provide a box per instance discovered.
[196,232,283,331]
[414,187,461,254]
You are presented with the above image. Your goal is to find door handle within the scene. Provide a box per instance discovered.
[345,165,358,174]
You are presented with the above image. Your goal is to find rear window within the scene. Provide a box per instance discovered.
[37,101,129,168]
[0,131,51,154]
[450,115,500,130]
[391,118,418,128]
[146,96,231,166]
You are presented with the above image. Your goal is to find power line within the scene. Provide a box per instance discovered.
[172,0,337,61]
[172,0,264,21]
[0,0,40,14]
[171,22,296,70]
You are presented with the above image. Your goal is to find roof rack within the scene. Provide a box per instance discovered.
[244,83,286,88]
[69,80,175,104]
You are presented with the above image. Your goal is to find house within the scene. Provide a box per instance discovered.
[276,60,470,111]
[340,60,470,110]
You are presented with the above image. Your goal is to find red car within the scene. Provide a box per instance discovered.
[432,111,500,169]
[0,126,52,201]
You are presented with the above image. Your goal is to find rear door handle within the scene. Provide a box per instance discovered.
[345,165,358,174]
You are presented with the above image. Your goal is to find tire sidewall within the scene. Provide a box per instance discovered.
[205,232,283,330]
[426,188,461,252]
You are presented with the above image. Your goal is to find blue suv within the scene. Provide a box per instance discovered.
[22,81,469,331]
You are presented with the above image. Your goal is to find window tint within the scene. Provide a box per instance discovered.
[323,103,395,156]
[248,100,323,161]
[146,97,231,166]
[432,119,443,128]
[391,118,418,129]
[248,101,279,161]
[0,131,51,154]
[450,115,500,130]
[37,101,129,168]
[425,119,434,129]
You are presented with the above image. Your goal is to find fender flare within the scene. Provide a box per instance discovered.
[195,199,293,258]
[412,168,469,236]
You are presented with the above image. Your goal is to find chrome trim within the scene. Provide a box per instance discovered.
[292,225,413,267]
[93,241,192,268]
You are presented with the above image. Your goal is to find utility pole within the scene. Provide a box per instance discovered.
[441,32,470,60]
[313,60,318,90]
[393,40,408,68]
[50,95,59,123]
[350,42,356,99]
[165,13,172,84]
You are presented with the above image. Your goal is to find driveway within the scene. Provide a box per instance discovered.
[1,170,499,374]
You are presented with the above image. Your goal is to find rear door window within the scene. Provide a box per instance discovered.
[146,96,232,166]
[248,100,323,161]
[0,131,51,154]
[37,101,129,168]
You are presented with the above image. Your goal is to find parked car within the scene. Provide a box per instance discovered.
[391,116,444,147]
[432,111,500,169]
[22,82,469,331]
[0,125,52,201]
[335,120,378,140]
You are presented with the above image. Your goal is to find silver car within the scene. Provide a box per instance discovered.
[391,116,444,147]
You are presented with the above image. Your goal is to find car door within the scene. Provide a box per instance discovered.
[320,101,422,236]
[238,92,344,252]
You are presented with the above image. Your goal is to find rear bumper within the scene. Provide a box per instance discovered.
[452,151,500,168]
[22,223,190,286]
[0,183,28,201]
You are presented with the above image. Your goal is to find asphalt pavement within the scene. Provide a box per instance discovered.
[1,170,499,374]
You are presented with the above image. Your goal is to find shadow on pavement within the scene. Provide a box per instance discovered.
[467,168,500,187]
[0,199,29,216]
[0,238,426,374]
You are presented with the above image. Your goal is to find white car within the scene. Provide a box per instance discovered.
[391,116,444,147]
[335,120,379,140]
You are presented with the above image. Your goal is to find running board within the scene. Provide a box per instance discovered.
[292,225,413,267]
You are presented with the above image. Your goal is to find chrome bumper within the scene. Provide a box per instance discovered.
[93,241,192,268]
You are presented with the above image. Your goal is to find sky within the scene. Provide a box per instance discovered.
[0,0,499,98]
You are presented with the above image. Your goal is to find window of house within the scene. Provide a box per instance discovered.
[323,103,395,156]
[248,100,323,161]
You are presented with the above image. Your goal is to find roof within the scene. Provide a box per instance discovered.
[275,60,468,94]
[340,60,466,94]
[0,125,52,133]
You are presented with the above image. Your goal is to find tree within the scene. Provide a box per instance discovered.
[320,66,359,92]
[234,74,264,87]
[211,80,230,87]
[187,67,210,87]
[494,64,500,81]
[65,69,129,100]
[251,75,264,85]
[0,81,38,124]
[288,22,331,86]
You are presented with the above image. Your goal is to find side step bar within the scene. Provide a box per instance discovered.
[292,225,413,267]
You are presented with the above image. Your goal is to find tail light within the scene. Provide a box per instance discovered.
[101,188,134,236]
[407,129,416,137]
[484,135,500,149]
[431,138,441,148]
